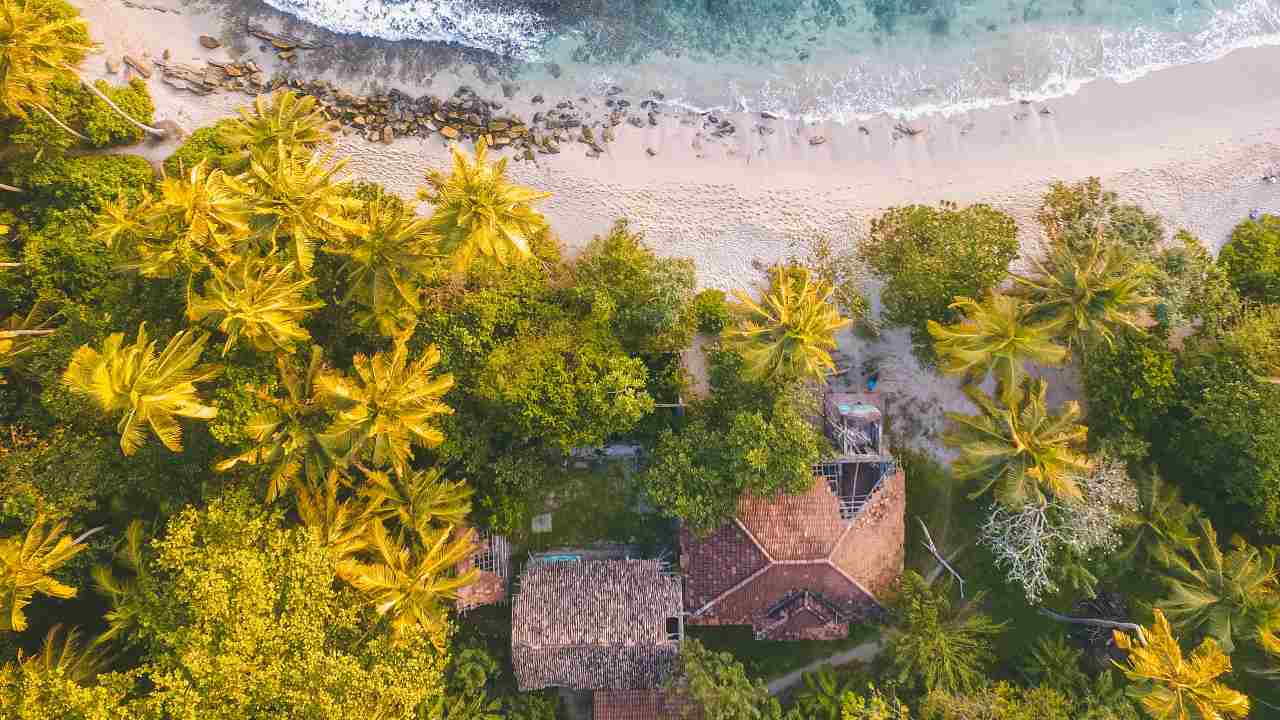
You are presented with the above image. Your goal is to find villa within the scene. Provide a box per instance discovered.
[680,392,905,640]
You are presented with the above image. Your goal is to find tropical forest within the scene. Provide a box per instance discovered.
[2,1,1280,719]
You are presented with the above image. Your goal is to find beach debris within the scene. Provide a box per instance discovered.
[858,126,870,135]
[646,147,658,156]
[105,58,120,74]
[123,55,153,79]
[606,85,624,96]
[199,35,221,49]
[1013,111,1029,120]
[808,135,827,146]
[760,110,782,120]
[531,94,544,104]
[1039,106,1053,115]
[162,49,171,60]
[649,90,665,100]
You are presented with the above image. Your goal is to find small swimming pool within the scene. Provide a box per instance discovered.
[536,554,581,564]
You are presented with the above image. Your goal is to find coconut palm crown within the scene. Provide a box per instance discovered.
[324,196,437,336]
[317,337,454,478]
[1,516,97,632]
[0,0,92,119]
[187,257,323,355]
[943,377,1090,508]
[1015,239,1157,351]
[928,292,1068,395]
[723,265,852,383]
[1156,517,1280,655]
[218,89,333,171]
[417,138,551,271]
[62,323,221,455]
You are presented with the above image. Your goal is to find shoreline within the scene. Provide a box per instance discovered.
[65,0,1280,458]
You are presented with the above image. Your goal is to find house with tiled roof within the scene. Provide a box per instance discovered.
[592,689,693,720]
[511,558,683,691]
[680,392,906,641]
[454,530,511,612]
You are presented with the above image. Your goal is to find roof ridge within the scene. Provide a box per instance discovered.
[822,557,880,605]
[733,517,774,562]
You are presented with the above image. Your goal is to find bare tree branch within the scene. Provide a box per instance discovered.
[917,517,965,597]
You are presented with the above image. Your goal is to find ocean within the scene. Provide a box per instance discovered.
[260,0,1280,120]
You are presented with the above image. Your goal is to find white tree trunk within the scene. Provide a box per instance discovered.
[78,77,168,138]
[33,103,89,142]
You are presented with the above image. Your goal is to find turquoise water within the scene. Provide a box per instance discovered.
[263,0,1280,118]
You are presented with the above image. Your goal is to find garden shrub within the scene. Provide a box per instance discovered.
[162,119,237,177]
[692,288,729,334]
[1218,214,1280,303]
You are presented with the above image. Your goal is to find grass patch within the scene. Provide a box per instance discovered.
[690,623,879,681]
[522,462,674,556]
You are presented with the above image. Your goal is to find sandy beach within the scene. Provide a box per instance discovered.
[70,0,1280,450]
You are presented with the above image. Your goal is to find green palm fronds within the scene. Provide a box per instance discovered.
[296,470,368,561]
[218,89,332,171]
[723,265,851,383]
[90,520,148,647]
[22,625,112,683]
[187,257,323,355]
[0,0,92,119]
[238,144,363,272]
[62,322,221,455]
[336,520,476,647]
[360,467,473,541]
[928,292,1067,393]
[1156,518,1280,655]
[1,516,97,632]
[418,138,551,271]
[317,338,454,477]
[0,299,55,380]
[1015,240,1157,350]
[324,196,437,336]
[1117,473,1199,571]
[944,377,1090,508]
[216,346,332,502]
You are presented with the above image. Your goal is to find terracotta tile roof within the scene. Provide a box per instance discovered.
[679,521,768,612]
[737,478,847,560]
[511,559,682,690]
[593,689,693,720]
[830,467,906,598]
[712,562,873,624]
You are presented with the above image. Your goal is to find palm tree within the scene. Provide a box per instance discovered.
[418,138,551,271]
[360,467,472,541]
[323,197,437,337]
[218,89,333,171]
[1113,609,1250,720]
[295,470,368,561]
[22,625,111,683]
[186,258,323,355]
[0,300,54,381]
[886,571,1006,694]
[317,338,454,478]
[723,265,851,383]
[62,323,221,455]
[95,161,253,278]
[91,520,148,646]
[1117,472,1199,572]
[0,516,99,632]
[238,144,363,272]
[1156,518,1280,655]
[216,346,332,502]
[943,377,1090,507]
[1015,240,1157,351]
[927,292,1068,395]
[336,520,476,647]
[0,0,165,138]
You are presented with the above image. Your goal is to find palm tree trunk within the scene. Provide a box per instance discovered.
[77,77,168,139]
[0,183,21,193]
[33,103,89,142]
[0,329,57,337]
[1037,608,1143,634]
[0,263,21,269]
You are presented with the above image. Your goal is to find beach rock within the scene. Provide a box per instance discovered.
[894,122,925,136]
[123,55,152,78]
[1039,106,1053,115]
[199,35,221,49]
[531,94,543,104]
[106,58,120,74]
[440,125,459,139]
[381,126,394,144]
[162,48,171,60]
[627,115,644,128]
[858,126,870,135]
[501,82,518,98]
[580,126,595,143]
[546,62,562,78]
[809,135,827,146]
[760,110,782,120]
[646,147,658,156]
[606,85,623,96]
[352,116,366,126]
[649,90,665,100]
[648,112,658,127]
[602,126,615,143]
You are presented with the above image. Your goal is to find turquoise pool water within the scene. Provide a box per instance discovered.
[263,0,1280,119]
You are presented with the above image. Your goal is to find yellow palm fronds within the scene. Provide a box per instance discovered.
[0,516,98,632]
[187,257,323,355]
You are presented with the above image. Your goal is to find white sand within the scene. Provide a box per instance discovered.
[71,0,1280,453]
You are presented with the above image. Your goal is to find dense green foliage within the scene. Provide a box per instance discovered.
[860,202,1019,360]
[1218,215,1280,303]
